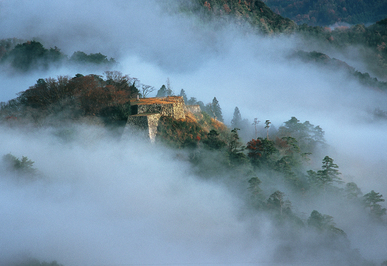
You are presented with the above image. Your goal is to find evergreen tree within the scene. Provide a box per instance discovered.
[203,129,226,150]
[267,190,292,217]
[211,97,223,122]
[344,182,363,200]
[156,85,168,97]
[307,210,346,236]
[187,97,197,105]
[265,120,271,139]
[319,156,342,185]
[179,89,188,103]
[363,190,387,220]
[308,156,342,189]
[228,128,247,164]
[231,106,242,128]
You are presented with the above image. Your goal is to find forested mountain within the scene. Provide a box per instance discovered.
[184,0,387,79]
[186,0,297,33]
[1,0,387,265]
[262,0,387,26]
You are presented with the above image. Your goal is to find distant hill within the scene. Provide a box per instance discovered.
[0,40,116,74]
[188,0,297,33]
[291,50,387,91]
[297,18,387,79]
[262,0,387,26]
[185,1,387,79]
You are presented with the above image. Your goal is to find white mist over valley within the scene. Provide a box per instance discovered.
[1,0,387,265]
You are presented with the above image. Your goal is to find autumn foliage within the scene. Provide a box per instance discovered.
[1,71,140,123]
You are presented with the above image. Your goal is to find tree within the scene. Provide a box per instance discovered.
[209,97,223,122]
[319,156,342,185]
[179,89,188,103]
[187,97,197,105]
[70,51,115,65]
[246,137,277,167]
[248,177,264,208]
[307,210,346,236]
[267,190,291,216]
[228,128,247,164]
[265,120,271,139]
[231,106,242,128]
[278,117,325,153]
[156,84,172,97]
[141,85,155,98]
[308,156,342,189]
[2,153,36,176]
[344,182,363,200]
[363,190,387,220]
[203,129,226,150]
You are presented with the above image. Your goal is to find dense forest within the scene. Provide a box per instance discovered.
[1,0,387,265]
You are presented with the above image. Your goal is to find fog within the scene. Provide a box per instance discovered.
[1,0,387,265]
[0,126,274,265]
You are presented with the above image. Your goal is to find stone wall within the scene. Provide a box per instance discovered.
[126,113,161,142]
[131,96,185,120]
[186,105,201,114]
[125,96,186,142]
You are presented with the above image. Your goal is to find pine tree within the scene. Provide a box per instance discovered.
[231,106,242,128]
[211,97,223,122]
[363,190,387,220]
[156,85,167,97]
[179,89,188,103]
[307,156,342,190]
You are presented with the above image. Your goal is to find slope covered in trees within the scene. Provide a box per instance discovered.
[0,40,116,74]
[180,0,387,79]
[262,0,387,26]
[182,0,297,33]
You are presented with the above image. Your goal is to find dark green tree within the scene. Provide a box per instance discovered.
[179,89,188,103]
[265,120,271,139]
[267,190,292,217]
[319,156,342,185]
[187,97,197,105]
[279,117,325,153]
[308,156,342,189]
[307,210,346,236]
[2,153,36,176]
[227,128,247,164]
[70,51,115,65]
[363,190,387,220]
[211,97,223,122]
[2,41,65,72]
[246,137,277,167]
[344,182,363,200]
[203,129,226,150]
[248,177,264,208]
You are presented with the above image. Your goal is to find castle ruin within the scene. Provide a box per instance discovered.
[124,96,189,142]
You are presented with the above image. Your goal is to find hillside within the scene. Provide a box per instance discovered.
[186,0,297,33]
[262,0,387,26]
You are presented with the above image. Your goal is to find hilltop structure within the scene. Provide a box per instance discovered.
[125,96,189,142]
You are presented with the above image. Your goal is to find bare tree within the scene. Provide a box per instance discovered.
[141,85,155,98]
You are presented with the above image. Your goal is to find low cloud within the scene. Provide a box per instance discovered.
[1,0,387,264]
